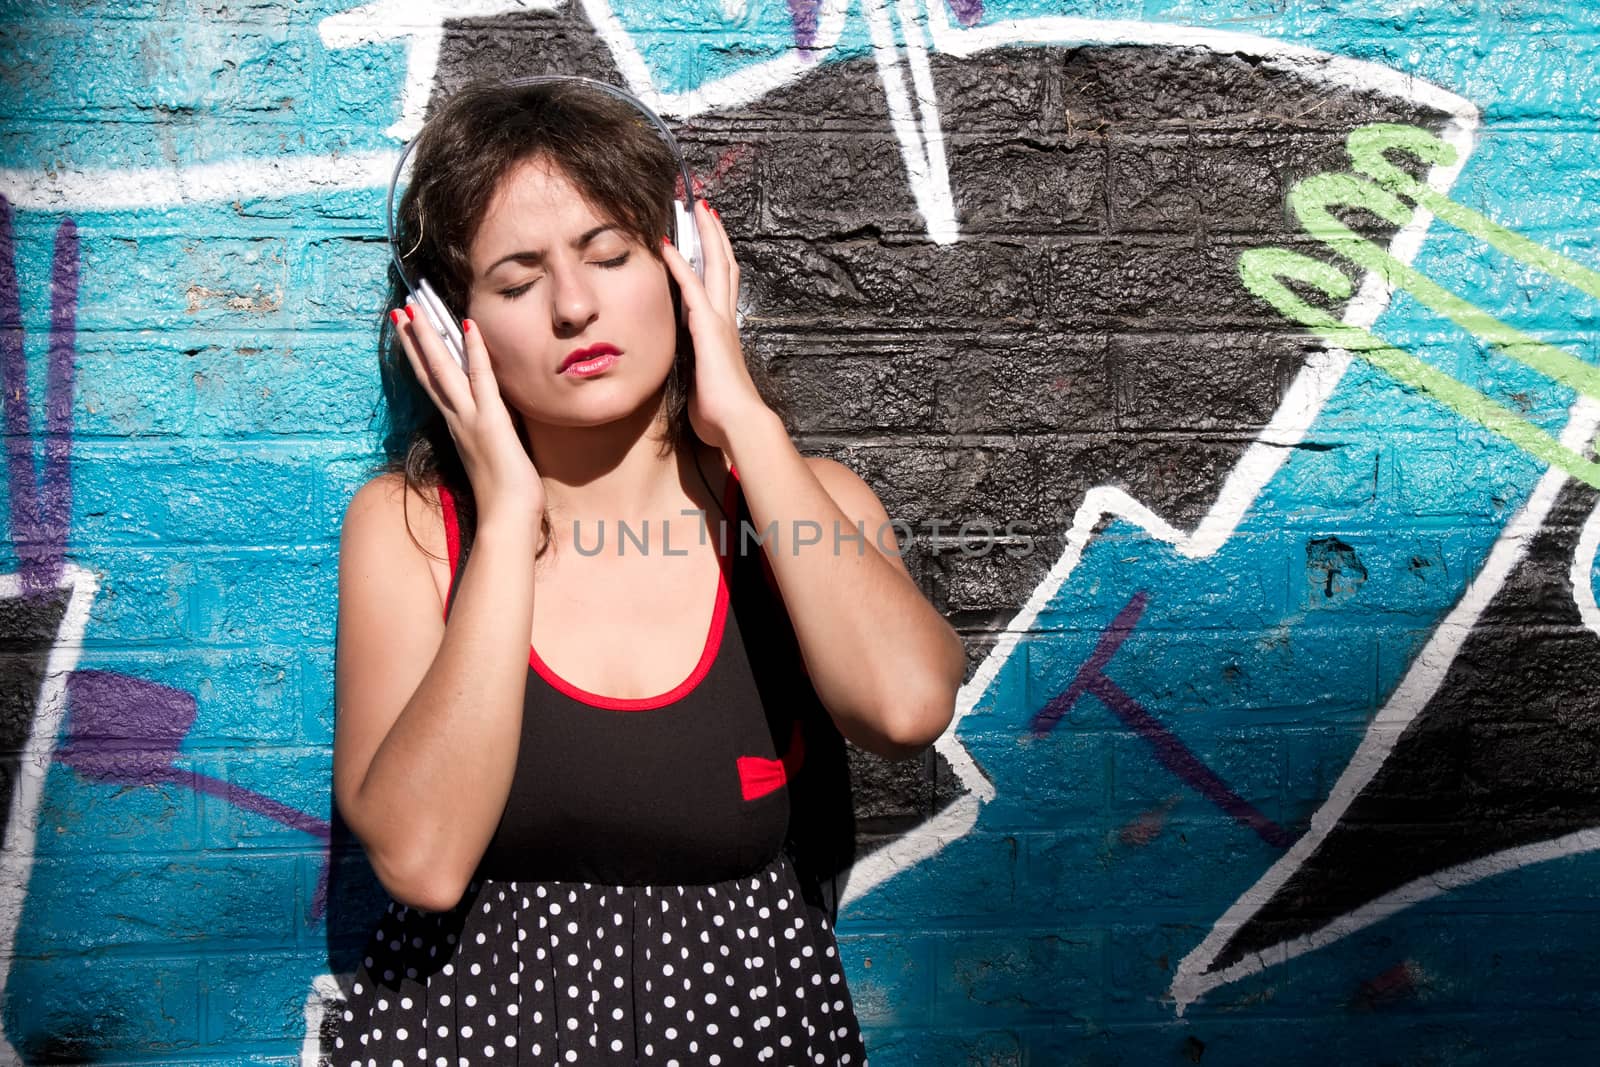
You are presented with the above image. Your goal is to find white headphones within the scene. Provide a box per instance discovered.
[384,75,705,369]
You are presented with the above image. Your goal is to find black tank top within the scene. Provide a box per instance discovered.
[437,465,844,888]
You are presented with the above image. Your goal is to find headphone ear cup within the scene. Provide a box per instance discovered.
[673,200,704,282]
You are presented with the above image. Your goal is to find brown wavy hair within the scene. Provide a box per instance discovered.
[375,78,785,558]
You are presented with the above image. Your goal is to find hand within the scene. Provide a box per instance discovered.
[659,200,773,452]
[390,298,545,528]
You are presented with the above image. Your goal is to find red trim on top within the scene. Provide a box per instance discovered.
[527,463,742,712]
[736,720,806,802]
[438,484,462,622]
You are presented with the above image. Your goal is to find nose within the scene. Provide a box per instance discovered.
[549,262,599,337]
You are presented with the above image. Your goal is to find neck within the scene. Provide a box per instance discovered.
[520,398,710,531]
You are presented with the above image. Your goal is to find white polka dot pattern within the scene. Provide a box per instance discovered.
[328,852,866,1065]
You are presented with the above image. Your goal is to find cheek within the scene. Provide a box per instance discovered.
[465,301,538,361]
[630,264,679,335]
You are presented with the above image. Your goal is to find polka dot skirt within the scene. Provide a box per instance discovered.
[329,851,868,1065]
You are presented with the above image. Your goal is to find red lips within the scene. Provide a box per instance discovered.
[558,343,621,373]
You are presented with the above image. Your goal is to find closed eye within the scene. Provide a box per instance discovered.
[499,279,539,300]
[497,253,630,300]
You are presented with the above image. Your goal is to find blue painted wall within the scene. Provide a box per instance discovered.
[3,0,1600,1062]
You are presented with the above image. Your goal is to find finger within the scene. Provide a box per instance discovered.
[461,317,527,437]
[460,316,487,380]
[691,199,732,318]
[459,317,503,404]
[404,297,474,414]
[702,198,739,315]
[399,304,466,416]
[700,199,739,311]
[390,308,450,411]
[660,235,713,320]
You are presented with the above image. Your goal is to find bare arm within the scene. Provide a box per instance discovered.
[658,201,964,761]
[332,476,539,912]
[724,417,966,761]
[333,297,546,912]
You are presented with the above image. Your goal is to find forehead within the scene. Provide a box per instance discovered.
[470,157,616,263]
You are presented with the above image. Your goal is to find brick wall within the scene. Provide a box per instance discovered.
[4,0,1600,1062]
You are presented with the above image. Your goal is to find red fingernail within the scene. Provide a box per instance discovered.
[463,319,473,334]
[661,235,671,245]
[389,309,400,325]
[405,305,416,321]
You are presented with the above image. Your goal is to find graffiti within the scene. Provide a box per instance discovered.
[788,0,823,47]
[1242,245,1600,489]
[944,1,984,29]
[0,196,99,1065]
[1031,590,1292,848]
[1,199,75,596]
[1172,395,1600,1012]
[57,671,335,917]
[0,195,336,1058]
[1163,119,1600,1013]
[5,0,1600,1061]
[1242,123,1600,490]
[1345,124,1600,302]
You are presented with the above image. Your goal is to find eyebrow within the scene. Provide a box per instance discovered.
[484,225,619,274]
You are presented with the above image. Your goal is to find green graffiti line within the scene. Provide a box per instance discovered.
[1289,173,1600,401]
[1238,247,1600,488]
[1241,122,1600,487]
[1346,124,1600,303]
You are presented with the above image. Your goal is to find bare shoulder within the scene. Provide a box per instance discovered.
[339,472,453,606]
[342,472,446,551]
[332,474,453,818]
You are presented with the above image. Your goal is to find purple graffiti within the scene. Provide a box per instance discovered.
[1030,591,1293,849]
[58,670,335,919]
[787,0,820,50]
[947,0,984,27]
[784,0,981,43]
[0,196,77,596]
[55,670,192,781]
[0,200,337,921]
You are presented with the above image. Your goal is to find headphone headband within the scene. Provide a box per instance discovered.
[383,75,700,297]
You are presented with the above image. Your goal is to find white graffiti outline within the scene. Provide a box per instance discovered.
[0,0,1467,244]
[834,43,1478,911]
[1571,490,1600,639]
[300,972,345,1066]
[0,564,100,1065]
[320,0,566,140]
[0,0,1536,1037]
[870,0,958,243]
[1170,396,1600,1014]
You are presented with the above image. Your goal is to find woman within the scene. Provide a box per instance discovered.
[330,78,966,1064]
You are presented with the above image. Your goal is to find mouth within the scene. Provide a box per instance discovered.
[558,343,622,375]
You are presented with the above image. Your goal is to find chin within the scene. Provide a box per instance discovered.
[533,385,672,430]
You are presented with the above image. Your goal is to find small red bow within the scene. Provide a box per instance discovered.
[737,721,806,801]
